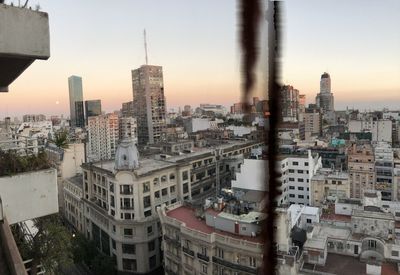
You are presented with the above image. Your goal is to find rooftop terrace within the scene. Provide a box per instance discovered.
[165,205,263,244]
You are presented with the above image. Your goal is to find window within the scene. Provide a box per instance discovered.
[183,183,189,193]
[305,162,309,166]
[289,194,295,198]
[298,170,304,174]
[120,185,132,195]
[289,169,295,173]
[289,178,295,182]
[147,225,153,235]
[298,178,304,182]
[298,187,304,190]
[143,196,151,208]
[182,171,189,181]
[122,258,137,271]
[169,173,175,180]
[161,175,167,182]
[153,178,159,185]
[249,256,256,267]
[112,239,116,249]
[109,182,114,193]
[122,244,136,254]
[298,195,304,199]
[202,264,208,273]
[154,191,160,199]
[110,195,115,207]
[289,186,295,190]
[292,161,299,166]
[217,248,224,259]
[201,246,208,256]
[124,213,132,220]
[148,240,155,251]
[170,186,176,193]
[124,228,133,237]
[144,210,152,217]
[149,255,156,269]
[306,219,312,223]
[143,182,150,193]
[162,188,168,196]
[392,250,399,257]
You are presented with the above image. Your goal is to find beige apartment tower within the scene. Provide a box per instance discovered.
[347,142,375,199]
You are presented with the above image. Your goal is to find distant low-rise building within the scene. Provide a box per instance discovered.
[310,168,350,206]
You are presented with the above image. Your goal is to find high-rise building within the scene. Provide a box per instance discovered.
[85,100,102,123]
[68,75,85,128]
[280,85,299,122]
[119,117,138,144]
[131,65,166,145]
[87,114,119,161]
[315,72,335,124]
[121,101,134,117]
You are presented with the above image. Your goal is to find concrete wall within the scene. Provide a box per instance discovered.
[0,168,58,224]
[60,143,85,179]
[0,4,50,58]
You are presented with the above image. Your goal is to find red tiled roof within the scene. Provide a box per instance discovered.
[166,206,263,243]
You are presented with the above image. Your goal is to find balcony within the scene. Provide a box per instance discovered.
[182,246,195,257]
[0,3,50,92]
[197,253,210,262]
[163,235,180,247]
[212,257,258,274]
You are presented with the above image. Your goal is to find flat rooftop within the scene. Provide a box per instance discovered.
[303,253,399,275]
[321,212,352,223]
[67,174,83,189]
[166,206,263,243]
[89,139,259,175]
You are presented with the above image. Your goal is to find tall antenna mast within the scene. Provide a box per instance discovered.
[144,29,148,65]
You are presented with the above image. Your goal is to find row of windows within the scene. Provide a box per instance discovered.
[288,194,309,199]
[288,186,309,191]
[288,178,309,183]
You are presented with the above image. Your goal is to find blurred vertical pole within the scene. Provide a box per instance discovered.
[264,1,281,274]
[239,0,260,113]
[239,0,281,273]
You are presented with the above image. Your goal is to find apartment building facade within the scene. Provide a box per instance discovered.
[310,168,350,207]
[75,139,261,273]
[347,142,375,199]
[278,151,322,206]
[374,142,394,201]
[158,201,264,275]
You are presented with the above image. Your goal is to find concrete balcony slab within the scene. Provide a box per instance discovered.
[0,3,50,91]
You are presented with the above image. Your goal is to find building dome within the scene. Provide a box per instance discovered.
[114,136,139,171]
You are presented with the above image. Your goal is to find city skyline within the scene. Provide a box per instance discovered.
[0,0,399,119]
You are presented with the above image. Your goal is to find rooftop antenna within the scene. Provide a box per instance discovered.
[143,29,148,65]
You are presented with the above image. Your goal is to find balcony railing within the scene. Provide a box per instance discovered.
[182,246,195,257]
[212,256,258,274]
[197,253,210,262]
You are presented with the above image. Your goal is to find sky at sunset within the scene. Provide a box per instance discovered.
[1,0,399,119]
